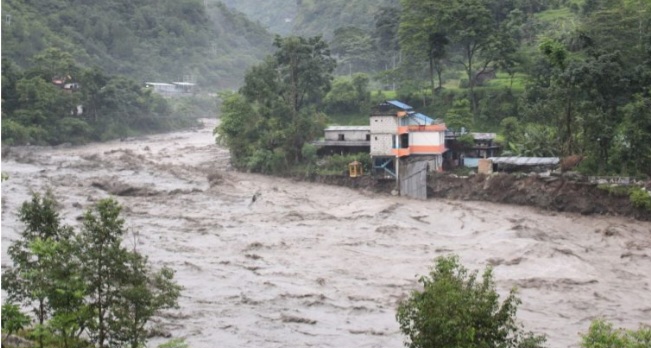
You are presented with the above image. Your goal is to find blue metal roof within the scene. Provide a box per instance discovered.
[387,100,413,110]
[400,112,435,126]
[413,112,434,125]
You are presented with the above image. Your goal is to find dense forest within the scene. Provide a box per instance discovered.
[221,0,399,39]
[2,0,650,175]
[1,0,275,145]
[1,0,273,88]
[220,0,651,177]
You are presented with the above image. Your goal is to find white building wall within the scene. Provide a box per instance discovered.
[370,116,399,133]
[371,134,394,155]
[324,130,369,141]
[411,132,443,146]
[370,115,399,156]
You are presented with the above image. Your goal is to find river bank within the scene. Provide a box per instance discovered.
[291,171,651,221]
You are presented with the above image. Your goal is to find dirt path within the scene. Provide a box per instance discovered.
[2,119,650,348]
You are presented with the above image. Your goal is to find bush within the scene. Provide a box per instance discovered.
[301,143,318,165]
[396,255,546,348]
[581,319,651,348]
[629,187,651,211]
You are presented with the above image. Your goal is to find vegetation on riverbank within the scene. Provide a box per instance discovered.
[1,191,181,348]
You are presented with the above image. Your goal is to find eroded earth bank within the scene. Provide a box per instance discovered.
[2,119,650,348]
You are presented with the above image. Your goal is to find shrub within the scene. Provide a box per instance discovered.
[629,187,651,211]
[396,255,546,348]
[581,319,651,348]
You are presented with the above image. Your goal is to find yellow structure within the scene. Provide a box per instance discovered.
[348,161,363,178]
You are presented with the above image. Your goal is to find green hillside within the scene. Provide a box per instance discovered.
[221,0,297,35]
[1,0,274,89]
[221,0,399,39]
[293,0,399,38]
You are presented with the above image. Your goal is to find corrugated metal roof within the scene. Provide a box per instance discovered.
[400,112,435,126]
[325,126,370,131]
[489,157,560,165]
[413,112,434,125]
[471,132,496,140]
[312,140,370,147]
[387,100,413,110]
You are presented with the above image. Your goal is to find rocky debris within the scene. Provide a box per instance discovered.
[281,314,317,325]
[207,172,224,187]
[91,179,161,197]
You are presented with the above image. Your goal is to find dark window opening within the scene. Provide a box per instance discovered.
[338,134,345,141]
[400,133,409,148]
[366,134,371,141]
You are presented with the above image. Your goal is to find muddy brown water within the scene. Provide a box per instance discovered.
[2,119,650,348]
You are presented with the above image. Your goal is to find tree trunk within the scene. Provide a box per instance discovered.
[38,299,45,348]
[436,64,443,91]
[429,55,436,102]
[565,96,573,155]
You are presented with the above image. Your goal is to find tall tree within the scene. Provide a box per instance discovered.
[219,35,335,170]
[446,0,516,115]
[76,198,181,348]
[399,0,450,99]
[110,252,182,348]
[2,191,74,348]
[76,198,130,348]
[330,26,375,74]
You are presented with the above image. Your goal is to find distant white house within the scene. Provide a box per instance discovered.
[145,82,195,95]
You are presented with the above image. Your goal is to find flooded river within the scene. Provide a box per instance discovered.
[2,119,650,347]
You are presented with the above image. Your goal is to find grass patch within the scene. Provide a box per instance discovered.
[484,72,527,92]
[378,90,398,99]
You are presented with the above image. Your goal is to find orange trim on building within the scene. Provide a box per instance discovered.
[392,145,446,157]
[410,145,446,154]
[397,124,447,134]
[392,148,411,157]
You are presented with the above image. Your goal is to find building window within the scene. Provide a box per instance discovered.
[366,134,371,141]
[375,136,378,140]
[338,134,345,141]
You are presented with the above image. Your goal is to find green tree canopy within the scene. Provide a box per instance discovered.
[396,255,546,348]
[217,35,335,172]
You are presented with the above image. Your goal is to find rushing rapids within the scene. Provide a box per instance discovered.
[2,119,650,348]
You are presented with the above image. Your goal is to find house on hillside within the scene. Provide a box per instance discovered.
[370,100,447,179]
[312,126,370,155]
[145,82,196,96]
[370,101,447,199]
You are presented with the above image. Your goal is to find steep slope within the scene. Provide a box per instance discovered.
[293,0,399,38]
[1,0,274,89]
[221,0,297,35]
[221,0,399,39]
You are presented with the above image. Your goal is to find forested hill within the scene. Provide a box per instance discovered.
[1,0,274,89]
[293,0,399,38]
[221,0,297,36]
[221,0,399,38]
